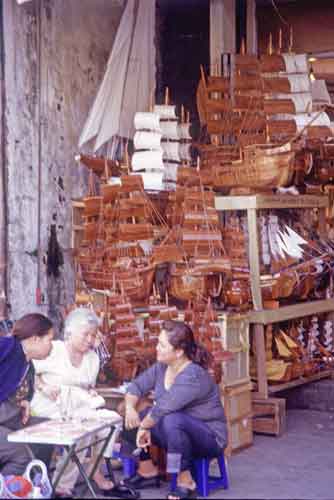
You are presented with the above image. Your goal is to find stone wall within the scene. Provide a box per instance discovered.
[2,0,124,327]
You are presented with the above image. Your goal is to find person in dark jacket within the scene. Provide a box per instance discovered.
[123,320,228,500]
[0,313,54,475]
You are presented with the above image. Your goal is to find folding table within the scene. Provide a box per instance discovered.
[8,415,122,498]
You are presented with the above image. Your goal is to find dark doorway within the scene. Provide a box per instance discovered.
[156,0,210,140]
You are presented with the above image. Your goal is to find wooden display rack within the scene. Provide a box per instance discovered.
[215,194,334,400]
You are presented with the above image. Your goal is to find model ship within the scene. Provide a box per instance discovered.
[76,172,169,305]
[196,34,332,194]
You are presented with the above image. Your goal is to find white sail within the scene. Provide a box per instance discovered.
[277,229,303,259]
[286,74,311,93]
[179,143,192,162]
[282,53,308,74]
[178,123,192,140]
[140,171,164,191]
[78,0,156,151]
[132,150,164,171]
[270,111,330,131]
[154,105,177,120]
[134,112,161,132]
[163,163,178,182]
[311,80,331,108]
[134,131,162,150]
[160,121,180,140]
[162,142,180,162]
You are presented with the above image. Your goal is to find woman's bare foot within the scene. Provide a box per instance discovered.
[93,468,114,490]
[177,470,196,490]
[137,459,159,478]
[55,488,73,498]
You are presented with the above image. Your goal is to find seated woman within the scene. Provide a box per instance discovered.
[31,307,134,499]
[123,320,228,500]
[0,313,54,476]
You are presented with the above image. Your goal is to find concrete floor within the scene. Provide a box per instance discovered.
[80,407,334,499]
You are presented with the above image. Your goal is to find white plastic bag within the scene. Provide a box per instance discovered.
[23,460,52,499]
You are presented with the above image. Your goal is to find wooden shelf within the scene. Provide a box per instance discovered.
[215,193,331,399]
[248,298,334,325]
[268,369,333,394]
[215,194,328,211]
[72,199,85,209]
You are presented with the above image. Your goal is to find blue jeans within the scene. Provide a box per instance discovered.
[123,409,223,473]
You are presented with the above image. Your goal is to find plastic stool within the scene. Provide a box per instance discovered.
[171,454,229,497]
[112,452,137,479]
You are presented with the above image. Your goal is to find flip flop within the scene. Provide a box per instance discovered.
[101,481,140,499]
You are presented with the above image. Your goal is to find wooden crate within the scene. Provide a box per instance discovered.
[226,413,253,456]
[252,397,286,436]
[221,381,252,422]
[217,313,250,387]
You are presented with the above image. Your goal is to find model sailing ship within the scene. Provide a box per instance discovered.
[196,34,332,193]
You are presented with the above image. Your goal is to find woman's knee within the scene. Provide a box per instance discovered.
[161,412,185,432]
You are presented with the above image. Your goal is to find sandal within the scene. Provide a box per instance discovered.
[125,473,160,489]
[101,481,140,499]
[166,485,197,500]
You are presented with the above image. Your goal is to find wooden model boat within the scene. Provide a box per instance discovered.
[76,173,169,305]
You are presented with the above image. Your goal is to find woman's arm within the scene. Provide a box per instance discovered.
[35,374,60,401]
[124,363,159,429]
[124,393,141,429]
[126,363,158,399]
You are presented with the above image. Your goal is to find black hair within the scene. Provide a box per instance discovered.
[162,320,212,369]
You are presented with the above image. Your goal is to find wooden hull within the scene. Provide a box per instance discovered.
[77,154,119,177]
[169,262,228,302]
[81,264,155,305]
[214,146,295,190]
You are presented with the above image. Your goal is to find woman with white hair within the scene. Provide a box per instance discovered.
[31,307,134,498]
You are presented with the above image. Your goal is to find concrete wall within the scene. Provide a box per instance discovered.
[2,0,124,326]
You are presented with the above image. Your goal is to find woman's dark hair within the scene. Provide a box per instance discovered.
[12,313,53,341]
[162,320,213,369]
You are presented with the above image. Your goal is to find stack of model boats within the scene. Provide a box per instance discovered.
[75,45,334,385]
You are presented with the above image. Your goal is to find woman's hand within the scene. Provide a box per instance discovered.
[20,400,30,425]
[136,428,151,452]
[125,406,141,430]
[42,384,60,401]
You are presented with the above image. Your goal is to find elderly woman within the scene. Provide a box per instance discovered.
[123,320,228,500]
[31,307,134,499]
[0,313,54,476]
